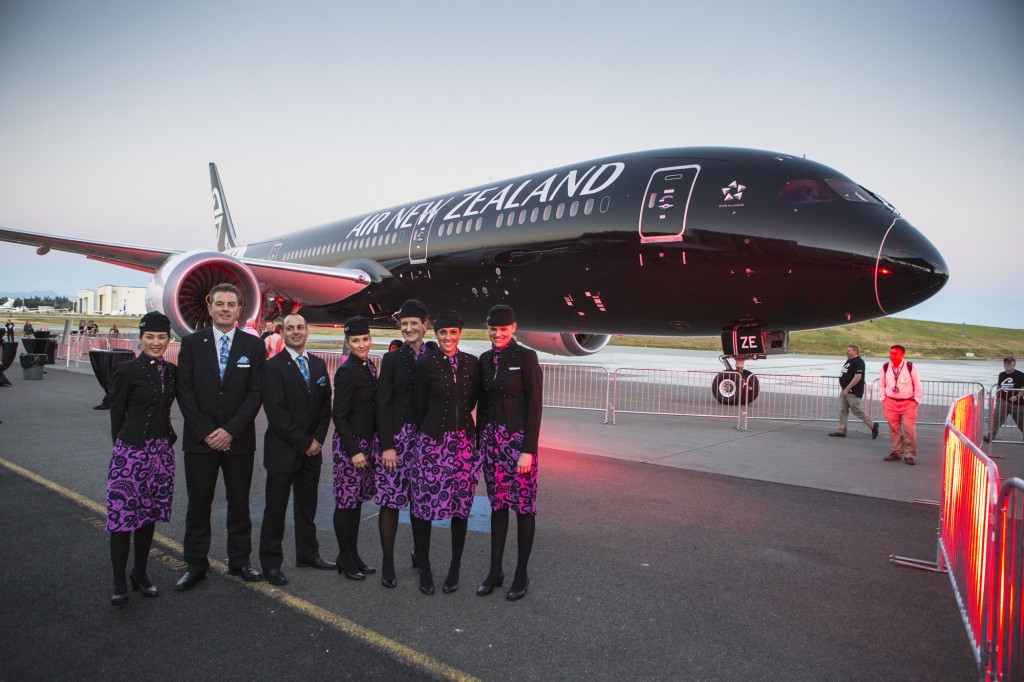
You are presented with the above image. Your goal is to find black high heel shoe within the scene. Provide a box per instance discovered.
[336,556,365,581]
[475,572,504,596]
[130,571,160,598]
[111,593,129,607]
[506,578,529,601]
[442,568,459,594]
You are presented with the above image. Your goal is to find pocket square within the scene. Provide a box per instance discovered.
[237,356,250,364]
[317,376,328,386]
[509,366,521,371]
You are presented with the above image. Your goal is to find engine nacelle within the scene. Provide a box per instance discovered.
[146,250,262,339]
[515,331,612,357]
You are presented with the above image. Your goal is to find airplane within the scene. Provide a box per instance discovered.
[0,147,948,403]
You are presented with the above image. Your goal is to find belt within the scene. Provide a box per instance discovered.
[887,397,914,402]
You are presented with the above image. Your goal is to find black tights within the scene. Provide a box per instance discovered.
[483,509,535,592]
[332,506,363,574]
[378,506,399,582]
[110,523,156,593]
[410,515,433,589]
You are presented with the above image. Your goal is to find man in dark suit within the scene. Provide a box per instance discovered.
[258,314,335,585]
[175,283,265,590]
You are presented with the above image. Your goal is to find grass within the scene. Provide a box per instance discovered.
[7,313,1021,360]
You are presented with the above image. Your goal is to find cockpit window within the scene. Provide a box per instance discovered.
[777,179,835,204]
[823,179,881,204]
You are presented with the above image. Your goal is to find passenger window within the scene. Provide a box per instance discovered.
[584,198,594,215]
[570,201,579,217]
[556,203,565,219]
[496,213,504,228]
[518,209,527,225]
[475,217,482,231]
[543,205,551,221]
[530,207,539,222]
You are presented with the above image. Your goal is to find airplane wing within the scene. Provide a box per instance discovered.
[240,258,372,305]
[0,226,373,305]
[0,226,177,273]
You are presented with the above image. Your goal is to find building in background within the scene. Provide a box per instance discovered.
[76,285,146,315]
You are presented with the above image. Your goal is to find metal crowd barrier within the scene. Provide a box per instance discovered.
[890,392,1024,680]
[540,363,611,421]
[609,368,742,425]
[987,387,1024,444]
[737,374,844,428]
[982,477,1024,680]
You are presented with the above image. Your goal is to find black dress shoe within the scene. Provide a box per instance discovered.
[265,568,288,586]
[828,432,846,437]
[130,571,159,598]
[338,565,365,581]
[228,564,263,582]
[871,423,880,439]
[419,581,435,595]
[296,557,336,570]
[506,578,529,601]
[355,561,376,575]
[175,570,207,591]
[443,568,459,594]
[884,452,902,462]
[111,593,129,607]
[476,572,504,596]
[381,577,397,589]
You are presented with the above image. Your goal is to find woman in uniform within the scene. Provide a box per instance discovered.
[106,311,177,606]
[476,305,542,601]
[331,316,378,580]
[374,299,430,588]
[410,310,480,595]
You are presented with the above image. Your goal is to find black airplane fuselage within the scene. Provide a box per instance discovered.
[231,147,947,337]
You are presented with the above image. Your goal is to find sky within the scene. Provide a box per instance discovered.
[1,0,1022,328]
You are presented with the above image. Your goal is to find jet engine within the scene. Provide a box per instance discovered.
[515,331,611,357]
[145,250,262,338]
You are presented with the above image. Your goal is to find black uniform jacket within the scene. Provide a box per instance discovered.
[176,328,265,454]
[414,349,479,441]
[332,354,377,457]
[375,344,420,451]
[478,339,543,453]
[261,351,332,473]
[110,354,178,447]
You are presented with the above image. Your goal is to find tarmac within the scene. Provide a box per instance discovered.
[2,355,1011,681]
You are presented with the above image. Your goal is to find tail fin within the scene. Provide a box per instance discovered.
[209,162,238,252]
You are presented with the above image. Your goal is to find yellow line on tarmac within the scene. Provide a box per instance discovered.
[0,457,480,682]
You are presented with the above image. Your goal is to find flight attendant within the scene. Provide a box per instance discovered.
[476,305,542,601]
[410,310,480,595]
[331,316,378,580]
[374,299,429,588]
[106,312,176,606]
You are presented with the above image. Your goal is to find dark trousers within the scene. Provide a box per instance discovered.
[259,459,322,571]
[183,450,255,572]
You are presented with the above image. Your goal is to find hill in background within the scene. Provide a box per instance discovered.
[607,318,1023,360]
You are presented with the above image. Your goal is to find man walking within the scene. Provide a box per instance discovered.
[880,344,923,464]
[258,314,335,585]
[175,283,265,590]
[829,344,880,439]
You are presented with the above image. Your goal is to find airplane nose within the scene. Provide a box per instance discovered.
[875,219,949,315]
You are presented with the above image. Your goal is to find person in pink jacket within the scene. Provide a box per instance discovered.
[880,345,923,464]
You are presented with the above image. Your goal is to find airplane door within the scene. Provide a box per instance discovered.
[408,209,442,265]
[639,165,700,243]
[268,241,283,261]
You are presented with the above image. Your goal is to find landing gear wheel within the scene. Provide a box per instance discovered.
[712,370,760,405]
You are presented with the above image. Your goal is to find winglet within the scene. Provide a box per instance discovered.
[209,162,238,252]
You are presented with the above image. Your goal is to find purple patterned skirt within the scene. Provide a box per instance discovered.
[375,422,417,509]
[106,438,175,532]
[479,423,537,515]
[411,429,479,521]
[333,432,378,509]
